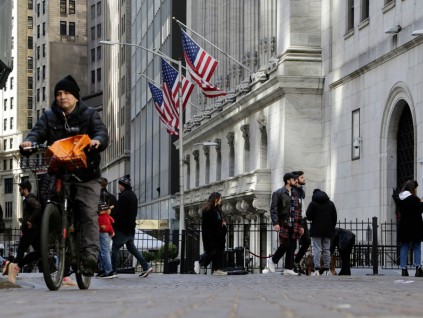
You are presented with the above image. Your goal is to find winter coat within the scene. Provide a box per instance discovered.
[306,190,337,238]
[22,193,42,230]
[100,188,117,211]
[98,212,115,236]
[330,228,356,254]
[201,206,227,252]
[398,191,423,242]
[269,186,291,226]
[111,188,138,235]
[21,101,109,182]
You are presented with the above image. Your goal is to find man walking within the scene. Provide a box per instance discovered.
[111,175,153,278]
[268,173,304,276]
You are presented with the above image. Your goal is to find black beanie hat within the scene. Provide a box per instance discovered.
[54,75,80,99]
[118,175,131,188]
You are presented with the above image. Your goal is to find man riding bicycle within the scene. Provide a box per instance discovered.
[20,75,109,279]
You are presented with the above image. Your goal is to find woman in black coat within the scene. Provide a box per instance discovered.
[398,180,423,277]
[198,192,227,276]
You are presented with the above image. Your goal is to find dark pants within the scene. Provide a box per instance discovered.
[111,230,150,272]
[16,227,40,269]
[272,228,297,270]
[338,240,355,275]
[201,248,224,270]
[294,223,311,264]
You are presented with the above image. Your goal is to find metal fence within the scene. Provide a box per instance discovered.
[0,217,403,274]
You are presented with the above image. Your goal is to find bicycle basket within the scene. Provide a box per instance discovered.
[45,134,91,171]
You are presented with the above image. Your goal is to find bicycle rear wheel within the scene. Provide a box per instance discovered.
[74,218,91,289]
[40,203,66,290]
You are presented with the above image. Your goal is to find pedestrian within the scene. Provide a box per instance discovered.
[20,75,109,284]
[111,175,153,278]
[4,181,42,284]
[96,201,115,278]
[195,192,228,276]
[330,228,355,275]
[99,177,117,209]
[306,189,337,275]
[268,173,304,276]
[291,171,311,275]
[397,180,423,277]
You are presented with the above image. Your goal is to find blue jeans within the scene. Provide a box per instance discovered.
[98,232,112,273]
[111,230,150,272]
[400,241,421,269]
[312,237,331,269]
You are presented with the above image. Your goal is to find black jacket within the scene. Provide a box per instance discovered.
[22,193,42,230]
[22,101,109,182]
[269,186,291,226]
[398,191,423,242]
[100,188,117,211]
[306,190,337,238]
[330,228,356,254]
[112,188,138,235]
[201,206,227,252]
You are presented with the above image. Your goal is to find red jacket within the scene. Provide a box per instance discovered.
[98,212,114,236]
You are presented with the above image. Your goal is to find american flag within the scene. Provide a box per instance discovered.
[181,30,226,98]
[148,82,178,135]
[161,58,194,116]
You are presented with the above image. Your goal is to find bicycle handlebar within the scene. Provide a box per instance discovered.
[22,143,48,151]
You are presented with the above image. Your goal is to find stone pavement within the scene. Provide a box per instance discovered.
[1,268,422,318]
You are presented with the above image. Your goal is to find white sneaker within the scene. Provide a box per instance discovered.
[267,259,276,273]
[194,261,200,274]
[311,270,320,276]
[283,269,298,276]
[212,269,228,276]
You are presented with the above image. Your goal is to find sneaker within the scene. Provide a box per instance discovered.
[311,270,320,276]
[319,268,329,276]
[282,269,298,276]
[267,259,276,273]
[416,267,423,277]
[95,270,105,277]
[62,276,77,287]
[82,255,98,272]
[293,262,305,275]
[2,260,10,276]
[194,261,200,274]
[99,271,117,279]
[7,263,20,284]
[139,267,153,278]
[212,269,228,276]
[402,268,409,277]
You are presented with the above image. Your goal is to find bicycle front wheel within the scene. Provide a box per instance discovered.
[40,203,66,290]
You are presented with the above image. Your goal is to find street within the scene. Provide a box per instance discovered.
[1,269,422,318]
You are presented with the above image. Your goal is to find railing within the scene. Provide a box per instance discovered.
[0,218,402,274]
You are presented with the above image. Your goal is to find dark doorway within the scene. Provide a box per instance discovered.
[396,105,414,189]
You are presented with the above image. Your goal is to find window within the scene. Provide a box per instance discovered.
[28,77,33,89]
[3,160,6,170]
[91,70,95,84]
[97,68,101,82]
[97,24,102,38]
[10,77,13,89]
[91,5,95,19]
[4,178,13,194]
[28,56,33,70]
[28,36,33,49]
[27,117,33,129]
[42,44,46,57]
[42,0,45,14]
[10,97,13,110]
[60,0,66,14]
[37,25,40,38]
[37,109,40,120]
[10,117,13,130]
[97,2,101,16]
[36,67,40,81]
[28,96,33,109]
[361,0,369,21]
[69,22,75,36]
[11,37,14,50]
[42,65,46,80]
[91,27,95,41]
[347,0,354,31]
[36,89,40,102]
[60,21,67,35]
[37,46,40,59]
[42,22,46,36]
[9,159,13,169]
[3,99,6,111]
[9,138,12,149]
[69,1,75,14]
[42,87,46,101]
[28,0,33,10]
[352,109,361,160]
[3,140,6,150]
[97,46,101,60]
[37,3,40,17]
[28,16,33,29]
[91,48,96,62]
[3,118,6,130]
[5,202,13,218]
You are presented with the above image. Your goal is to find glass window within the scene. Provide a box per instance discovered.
[347,0,354,31]
[5,202,12,218]
[28,36,33,49]
[28,56,33,70]
[60,0,66,14]
[42,0,45,14]
[97,46,101,60]
[3,99,7,111]
[36,89,40,102]
[97,24,102,38]
[60,21,67,35]
[42,87,46,101]
[69,22,75,36]
[3,140,6,150]
[28,0,33,10]
[91,49,95,62]
[69,1,75,14]
[91,70,95,83]
[5,178,13,194]
[28,16,33,29]
[42,22,46,36]
[3,119,7,131]
[361,0,369,21]
[91,5,95,19]
[28,96,33,109]
[37,46,40,59]
[42,44,45,57]
[28,77,33,89]
[3,160,6,171]
[27,117,33,129]
[97,68,101,82]
[9,138,12,149]
[37,3,40,17]
[97,2,101,16]
[42,65,46,79]
[10,77,13,89]
[10,97,13,110]
[91,27,95,41]
[37,25,40,38]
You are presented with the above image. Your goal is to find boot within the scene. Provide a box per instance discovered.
[415,266,423,277]
[330,255,337,275]
[402,268,409,277]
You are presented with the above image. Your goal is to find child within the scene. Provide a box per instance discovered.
[97,201,116,278]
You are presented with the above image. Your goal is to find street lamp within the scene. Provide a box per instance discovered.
[99,40,186,260]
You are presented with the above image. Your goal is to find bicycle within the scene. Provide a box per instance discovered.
[20,139,93,290]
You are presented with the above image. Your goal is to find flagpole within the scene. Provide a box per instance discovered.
[173,17,254,74]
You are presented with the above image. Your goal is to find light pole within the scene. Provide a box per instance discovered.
[99,40,186,261]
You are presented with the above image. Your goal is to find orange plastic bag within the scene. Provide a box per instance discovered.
[45,134,91,171]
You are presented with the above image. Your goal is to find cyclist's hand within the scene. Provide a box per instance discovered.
[20,141,34,156]
[88,139,101,150]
